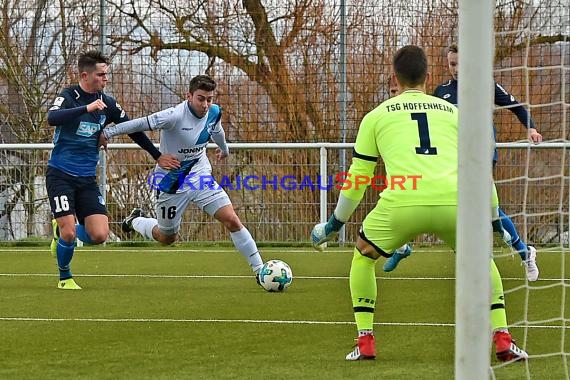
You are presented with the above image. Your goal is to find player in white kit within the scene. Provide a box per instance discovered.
[100,75,265,283]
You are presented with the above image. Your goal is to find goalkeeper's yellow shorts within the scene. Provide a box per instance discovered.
[361,202,458,253]
[361,182,500,253]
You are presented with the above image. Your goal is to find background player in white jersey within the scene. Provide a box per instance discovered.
[99,75,265,283]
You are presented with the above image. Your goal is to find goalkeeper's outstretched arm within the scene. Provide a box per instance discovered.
[311,153,377,250]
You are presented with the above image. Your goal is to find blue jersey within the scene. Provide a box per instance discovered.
[47,85,129,176]
[433,79,536,162]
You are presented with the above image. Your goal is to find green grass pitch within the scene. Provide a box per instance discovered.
[0,245,568,379]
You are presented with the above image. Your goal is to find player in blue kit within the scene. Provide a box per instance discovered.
[99,75,265,284]
[386,44,541,281]
[46,50,179,289]
[435,44,541,281]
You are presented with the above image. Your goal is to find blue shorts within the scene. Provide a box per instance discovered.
[46,166,107,222]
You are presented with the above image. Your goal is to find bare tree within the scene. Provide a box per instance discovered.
[103,0,467,142]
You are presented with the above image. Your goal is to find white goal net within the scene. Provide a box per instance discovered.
[490,1,569,379]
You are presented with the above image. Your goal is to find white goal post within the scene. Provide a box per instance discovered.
[456,0,494,379]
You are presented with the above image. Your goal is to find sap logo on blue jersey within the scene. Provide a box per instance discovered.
[77,121,100,137]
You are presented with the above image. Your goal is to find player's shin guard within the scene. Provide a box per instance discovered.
[350,249,377,331]
[498,208,528,260]
[56,238,75,280]
[75,224,94,245]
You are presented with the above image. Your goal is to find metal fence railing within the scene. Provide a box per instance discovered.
[0,142,568,246]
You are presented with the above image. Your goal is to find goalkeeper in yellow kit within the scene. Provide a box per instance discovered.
[311,45,528,362]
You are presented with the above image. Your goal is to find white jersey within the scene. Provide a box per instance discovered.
[146,101,224,194]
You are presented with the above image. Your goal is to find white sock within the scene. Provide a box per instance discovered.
[133,217,158,240]
[230,227,264,273]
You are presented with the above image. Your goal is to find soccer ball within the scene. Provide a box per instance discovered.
[258,260,293,292]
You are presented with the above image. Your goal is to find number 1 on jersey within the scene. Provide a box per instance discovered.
[412,113,437,155]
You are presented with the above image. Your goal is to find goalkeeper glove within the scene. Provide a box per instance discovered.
[311,214,345,251]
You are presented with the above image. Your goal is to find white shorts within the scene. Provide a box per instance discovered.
[155,179,231,235]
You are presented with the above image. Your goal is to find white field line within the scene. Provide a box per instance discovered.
[0,317,435,325]
[0,273,564,329]
[0,317,565,330]
[0,273,441,279]
[0,273,563,281]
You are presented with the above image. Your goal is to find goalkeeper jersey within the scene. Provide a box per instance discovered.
[342,90,459,205]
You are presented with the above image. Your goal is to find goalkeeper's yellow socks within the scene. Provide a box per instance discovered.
[490,260,508,330]
[350,249,377,331]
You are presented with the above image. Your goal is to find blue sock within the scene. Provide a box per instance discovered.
[56,238,76,280]
[75,224,93,245]
[498,208,528,260]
